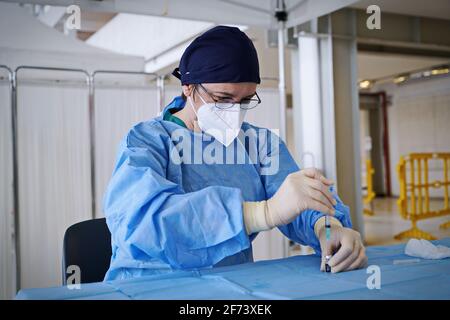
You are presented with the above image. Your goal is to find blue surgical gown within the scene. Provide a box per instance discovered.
[103,96,352,281]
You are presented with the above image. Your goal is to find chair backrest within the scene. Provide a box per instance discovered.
[62,218,112,285]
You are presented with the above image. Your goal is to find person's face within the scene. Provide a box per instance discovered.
[182,83,258,110]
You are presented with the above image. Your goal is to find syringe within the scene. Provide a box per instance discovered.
[325,215,331,273]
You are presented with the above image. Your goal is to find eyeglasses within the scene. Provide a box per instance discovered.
[195,84,261,110]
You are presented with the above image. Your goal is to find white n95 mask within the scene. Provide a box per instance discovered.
[189,95,246,147]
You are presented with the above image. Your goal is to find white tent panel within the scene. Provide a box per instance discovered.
[0,2,145,72]
[1,0,360,28]
[87,14,213,61]
[17,77,92,289]
[94,82,161,217]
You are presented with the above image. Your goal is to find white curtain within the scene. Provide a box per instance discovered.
[14,71,161,289]
[0,73,15,299]
[94,75,160,217]
[16,72,92,289]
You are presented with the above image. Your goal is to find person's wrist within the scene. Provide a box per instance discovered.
[265,198,278,228]
[243,201,271,234]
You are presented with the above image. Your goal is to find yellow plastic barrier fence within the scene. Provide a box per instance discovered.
[396,153,450,240]
[363,159,376,216]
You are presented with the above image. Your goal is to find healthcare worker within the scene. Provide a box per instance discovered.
[103,26,367,281]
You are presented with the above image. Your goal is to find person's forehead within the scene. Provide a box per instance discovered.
[203,82,257,96]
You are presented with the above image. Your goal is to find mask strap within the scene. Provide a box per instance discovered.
[188,96,199,119]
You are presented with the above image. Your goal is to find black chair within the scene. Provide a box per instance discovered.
[62,218,112,285]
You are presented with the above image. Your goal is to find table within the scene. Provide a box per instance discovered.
[16,238,450,300]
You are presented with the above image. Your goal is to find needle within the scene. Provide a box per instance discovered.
[325,215,331,273]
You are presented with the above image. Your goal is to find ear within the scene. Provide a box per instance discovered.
[182,84,194,98]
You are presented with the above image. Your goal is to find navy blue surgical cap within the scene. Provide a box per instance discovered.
[172,26,260,85]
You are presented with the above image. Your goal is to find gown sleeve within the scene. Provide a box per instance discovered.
[103,122,250,270]
[258,130,352,254]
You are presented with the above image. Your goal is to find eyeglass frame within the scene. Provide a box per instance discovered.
[193,83,261,110]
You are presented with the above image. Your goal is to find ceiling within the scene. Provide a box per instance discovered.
[357,52,450,81]
[352,0,450,21]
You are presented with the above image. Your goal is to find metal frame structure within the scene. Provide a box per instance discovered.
[13,66,90,290]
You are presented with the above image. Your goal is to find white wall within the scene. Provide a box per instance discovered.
[381,76,450,197]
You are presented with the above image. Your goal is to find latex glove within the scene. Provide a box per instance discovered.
[314,216,368,273]
[243,168,336,234]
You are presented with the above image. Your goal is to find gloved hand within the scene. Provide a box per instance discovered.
[314,216,368,273]
[243,168,336,234]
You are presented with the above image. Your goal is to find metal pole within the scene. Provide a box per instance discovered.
[275,0,288,142]
[1,65,18,294]
[156,75,166,111]
[277,23,287,141]
[11,68,19,294]
[15,65,90,76]
[9,66,21,294]
[92,70,157,78]
[88,74,96,219]
[275,0,288,258]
